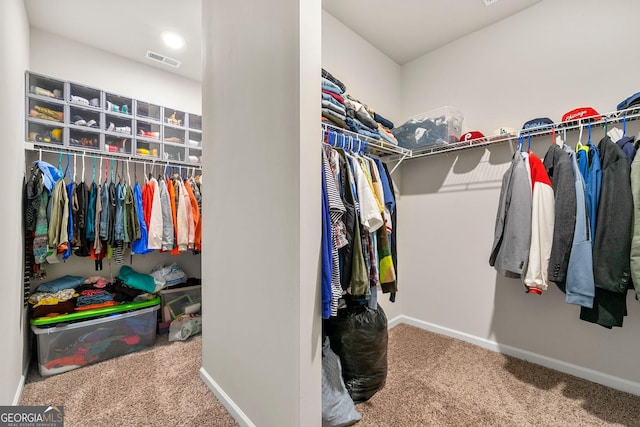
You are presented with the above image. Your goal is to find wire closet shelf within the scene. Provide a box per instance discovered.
[407,106,640,159]
[321,122,412,174]
[25,142,203,172]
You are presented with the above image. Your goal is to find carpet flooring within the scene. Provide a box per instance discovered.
[20,324,640,426]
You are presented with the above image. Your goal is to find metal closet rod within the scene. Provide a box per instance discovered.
[25,143,203,171]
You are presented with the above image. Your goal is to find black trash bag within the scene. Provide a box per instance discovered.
[325,303,388,403]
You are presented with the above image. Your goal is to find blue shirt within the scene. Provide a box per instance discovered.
[586,143,602,244]
[321,162,332,320]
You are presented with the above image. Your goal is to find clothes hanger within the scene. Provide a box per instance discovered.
[73,152,77,183]
[527,134,532,152]
[58,152,63,177]
[81,152,86,183]
[517,134,524,153]
[92,156,96,184]
[606,118,623,143]
[555,128,565,148]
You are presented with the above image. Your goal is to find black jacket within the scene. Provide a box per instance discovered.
[580,136,633,328]
[543,145,576,289]
[592,136,633,294]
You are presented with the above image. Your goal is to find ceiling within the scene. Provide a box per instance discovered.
[24,0,203,81]
[323,0,542,64]
[24,0,541,82]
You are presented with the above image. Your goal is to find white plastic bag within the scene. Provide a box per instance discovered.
[150,263,187,292]
[168,314,203,342]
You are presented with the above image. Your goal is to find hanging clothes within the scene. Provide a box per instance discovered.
[132,182,153,255]
[563,145,595,308]
[86,182,97,242]
[630,148,640,300]
[184,180,198,250]
[336,149,368,298]
[584,142,602,246]
[581,136,633,328]
[523,151,554,294]
[147,178,163,250]
[543,144,576,290]
[33,191,49,264]
[99,181,109,241]
[321,157,333,320]
[323,148,347,317]
[62,180,74,260]
[48,178,69,250]
[489,151,532,279]
[158,179,175,251]
[175,178,190,252]
[382,162,398,302]
[167,176,180,254]
[74,181,90,257]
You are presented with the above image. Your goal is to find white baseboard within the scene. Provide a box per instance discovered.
[199,367,255,427]
[387,315,403,329]
[12,363,29,405]
[397,315,640,397]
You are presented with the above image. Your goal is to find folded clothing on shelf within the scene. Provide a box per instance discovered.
[322,68,346,93]
[139,129,160,139]
[30,105,63,122]
[70,95,90,106]
[30,85,59,98]
[29,128,62,143]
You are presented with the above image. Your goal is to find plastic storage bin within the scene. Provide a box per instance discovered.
[393,106,463,150]
[159,285,202,323]
[32,305,159,377]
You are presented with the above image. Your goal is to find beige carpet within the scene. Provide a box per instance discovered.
[356,324,640,427]
[20,325,640,426]
[20,334,238,427]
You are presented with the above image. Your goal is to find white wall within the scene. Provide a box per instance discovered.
[27,28,202,282]
[399,0,640,389]
[322,10,404,322]
[30,28,201,114]
[201,1,322,426]
[402,0,639,133]
[322,11,403,125]
[0,0,29,405]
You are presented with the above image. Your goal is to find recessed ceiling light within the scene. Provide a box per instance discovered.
[161,32,185,49]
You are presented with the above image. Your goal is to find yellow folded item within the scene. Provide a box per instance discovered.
[33,105,63,121]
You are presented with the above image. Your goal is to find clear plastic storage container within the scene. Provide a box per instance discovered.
[393,106,464,150]
[32,305,159,376]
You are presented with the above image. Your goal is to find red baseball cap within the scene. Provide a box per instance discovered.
[562,107,601,123]
[460,131,485,143]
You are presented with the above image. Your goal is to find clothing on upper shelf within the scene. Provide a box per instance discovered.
[319,69,396,146]
[322,68,346,93]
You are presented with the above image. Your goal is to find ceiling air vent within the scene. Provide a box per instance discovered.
[145,50,182,68]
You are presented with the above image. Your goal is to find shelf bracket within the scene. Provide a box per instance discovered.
[389,151,410,175]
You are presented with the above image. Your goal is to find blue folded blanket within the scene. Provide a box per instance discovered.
[36,275,84,293]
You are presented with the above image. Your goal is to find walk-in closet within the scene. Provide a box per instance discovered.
[3,1,640,426]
